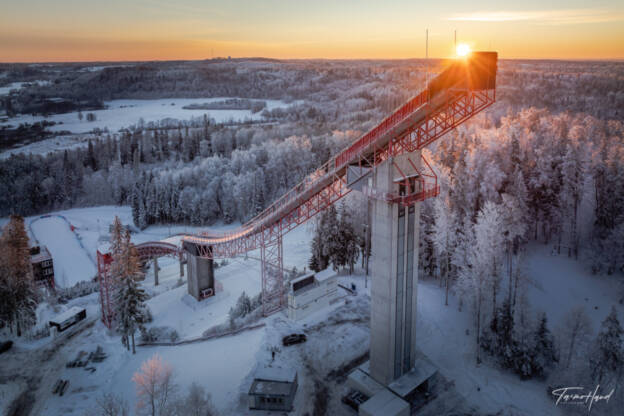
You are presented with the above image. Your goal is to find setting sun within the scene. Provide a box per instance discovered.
[456,43,471,57]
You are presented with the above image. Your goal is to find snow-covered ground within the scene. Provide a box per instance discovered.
[0,80,50,96]
[30,216,97,288]
[0,205,318,415]
[0,97,293,134]
[0,135,102,160]
[2,205,313,291]
[2,205,622,415]
[416,242,623,416]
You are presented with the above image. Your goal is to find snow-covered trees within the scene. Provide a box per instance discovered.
[110,216,149,353]
[481,304,558,379]
[131,355,218,416]
[309,204,361,273]
[457,201,505,363]
[548,305,624,410]
[95,393,130,416]
[132,354,176,416]
[590,306,624,384]
[228,291,261,321]
[171,382,217,416]
[557,306,594,370]
[0,215,38,336]
[432,196,457,305]
[531,313,558,378]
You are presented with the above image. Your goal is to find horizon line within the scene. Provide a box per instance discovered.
[2,56,624,65]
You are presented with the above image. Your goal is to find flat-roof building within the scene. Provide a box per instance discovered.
[287,268,338,320]
[248,365,297,412]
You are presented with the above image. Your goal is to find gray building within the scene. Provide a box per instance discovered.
[369,153,421,385]
[248,366,297,412]
[30,245,55,289]
[182,241,214,300]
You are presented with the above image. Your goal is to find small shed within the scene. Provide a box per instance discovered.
[248,366,298,412]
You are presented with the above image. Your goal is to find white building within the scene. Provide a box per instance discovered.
[287,268,338,320]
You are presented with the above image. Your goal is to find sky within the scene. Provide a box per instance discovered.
[0,0,623,62]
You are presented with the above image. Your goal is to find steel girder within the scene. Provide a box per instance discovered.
[261,235,284,316]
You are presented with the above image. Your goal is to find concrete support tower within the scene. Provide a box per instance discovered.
[183,241,215,300]
[369,152,421,385]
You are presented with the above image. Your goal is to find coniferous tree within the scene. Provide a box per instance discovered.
[531,313,557,378]
[323,205,342,270]
[0,215,38,336]
[111,217,148,353]
[309,210,331,272]
[590,306,624,383]
[337,204,359,273]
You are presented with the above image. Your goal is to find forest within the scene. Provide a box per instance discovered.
[1,59,623,397]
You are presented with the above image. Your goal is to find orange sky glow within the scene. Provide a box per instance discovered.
[1,1,623,62]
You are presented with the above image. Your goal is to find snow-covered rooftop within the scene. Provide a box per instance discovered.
[254,365,297,383]
[387,356,437,398]
[249,365,297,396]
[347,368,384,398]
[315,268,337,282]
[49,306,85,324]
[30,245,52,263]
[291,272,314,286]
[359,388,409,416]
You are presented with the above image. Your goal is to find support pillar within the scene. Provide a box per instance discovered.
[261,234,284,316]
[179,253,185,278]
[182,242,215,300]
[153,257,159,286]
[369,153,421,386]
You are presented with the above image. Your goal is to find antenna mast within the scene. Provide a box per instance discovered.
[425,28,429,87]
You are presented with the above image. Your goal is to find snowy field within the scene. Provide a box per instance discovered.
[0,205,319,415]
[0,80,50,96]
[2,205,313,290]
[2,205,622,415]
[0,135,104,160]
[0,97,294,134]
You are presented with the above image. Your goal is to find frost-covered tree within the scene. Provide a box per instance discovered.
[557,306,593,369]
[432,196,457,305]
[590,306,624,384]
[132,354,177,416]
[95,392,129,416]
[338,203,360,273]
[309,213,330,273]
[111,219,148,354]
[229,291,253,320]
[531,313,558,378]
[171,382,217,416]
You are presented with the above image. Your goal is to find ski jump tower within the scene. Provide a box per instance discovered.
[182,53,498,386]
[368,153,423,385]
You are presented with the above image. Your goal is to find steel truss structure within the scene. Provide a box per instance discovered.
[94,53,497,318]
[97,242,183,328]
[261,235,284,316]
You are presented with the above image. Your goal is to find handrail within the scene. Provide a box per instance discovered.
[181,52,498,251]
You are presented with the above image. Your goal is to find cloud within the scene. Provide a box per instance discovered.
[446,9,624,25]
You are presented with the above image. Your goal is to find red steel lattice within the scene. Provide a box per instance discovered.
[183,53,498,315]
[96,53,497,318]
